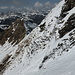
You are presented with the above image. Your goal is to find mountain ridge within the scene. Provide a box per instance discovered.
[0,0,75,75]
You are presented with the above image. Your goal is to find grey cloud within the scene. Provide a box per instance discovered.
[34,1,43,8]
[34,1,52,9]
[13,0,23,5]
[0,6,9,9]
[45,2,51,6]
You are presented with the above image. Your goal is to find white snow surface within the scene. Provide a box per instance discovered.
[0,0,75,75]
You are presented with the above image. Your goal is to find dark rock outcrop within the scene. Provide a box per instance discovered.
[0,54,11,74]
[59,14,75,38]
[0,16,19,26]
[61,0,75,17]
[59,0,75,38]
[39,22,46,32]
[0,28,4,33]
[28,14,45,25]
[0,19,26,45]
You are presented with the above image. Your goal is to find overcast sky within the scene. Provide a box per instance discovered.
[0,0,61,12]
[0,0,60,7]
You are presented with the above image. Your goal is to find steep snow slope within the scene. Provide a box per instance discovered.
[9,46,75,75]
[0,0,75,75]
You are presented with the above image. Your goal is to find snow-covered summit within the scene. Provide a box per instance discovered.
[0,0,75,75]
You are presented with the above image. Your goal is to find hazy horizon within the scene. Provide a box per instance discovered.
[0,0,61,12]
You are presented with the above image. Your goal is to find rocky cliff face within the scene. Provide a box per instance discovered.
[0,28,4,33]
[61,0,75,17]
[59,0,75,37]
[0,19,26,45]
